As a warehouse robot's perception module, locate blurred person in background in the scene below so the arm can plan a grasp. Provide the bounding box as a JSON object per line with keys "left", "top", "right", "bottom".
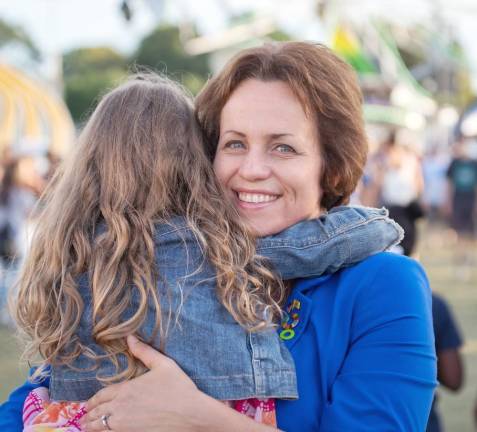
{"left": 353, "top": 125, "right": 385, "bottom": 207}
{"left": 0, "top": 157, "right": 16, "bottom": 263}
{"left": 427, "top": 293, "right": 464, "bottom": 432}
{"left": 9, "top": 154, "right": 48, "bottom": 257}
{"left": 422, "top": 143, "right": 451, "bottom": 224}
{"left": 0, "top": 152, "right": 49, "bottom": 325}
{"left": 0, "top": 155, "right": 13, "bottom": 324}
{"left": 363, "top": 128, "right": 425, "bottom": 256}
{"left": 446, "top": 138, "right": 477, "bottom": 281}
{"left": 446, "top": 137, "right": 477, "bottom": 271}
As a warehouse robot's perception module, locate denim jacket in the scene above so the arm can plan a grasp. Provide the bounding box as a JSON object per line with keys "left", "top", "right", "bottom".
{"left": 50, "top": 206, "right": 402, "bottom": 401}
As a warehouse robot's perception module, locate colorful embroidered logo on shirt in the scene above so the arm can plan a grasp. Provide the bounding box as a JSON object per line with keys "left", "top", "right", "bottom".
{"left": 280, "top": 299, "right": 301, "bottom": 341}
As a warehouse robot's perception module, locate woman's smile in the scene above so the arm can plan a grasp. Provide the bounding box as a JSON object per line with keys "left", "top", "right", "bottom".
{"left": 234, "top": 189, "right": 280, "bottom": 209}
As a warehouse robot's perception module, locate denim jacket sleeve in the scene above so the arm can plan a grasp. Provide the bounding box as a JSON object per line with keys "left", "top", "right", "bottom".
{"left": 256, "top": 206, "right": 403, "bottom": 280}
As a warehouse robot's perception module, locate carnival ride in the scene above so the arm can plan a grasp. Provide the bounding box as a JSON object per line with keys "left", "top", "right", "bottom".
{"left": 0, "top": 64, "right": 74, "bottom": 158}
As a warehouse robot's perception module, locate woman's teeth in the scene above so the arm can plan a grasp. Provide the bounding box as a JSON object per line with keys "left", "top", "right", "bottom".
{"left": 238, "top": 192, "right": 278, "bottom": 203}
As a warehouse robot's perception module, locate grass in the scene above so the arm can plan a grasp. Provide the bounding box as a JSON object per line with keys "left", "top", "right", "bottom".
{"left": 0, "top": 325, "right": 28, "bottom": 398}
{"left": 0, "top": 222, "right": 476, "bottom": 430}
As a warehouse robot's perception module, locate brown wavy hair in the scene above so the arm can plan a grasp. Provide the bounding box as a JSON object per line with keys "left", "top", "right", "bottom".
{"left": 14, "top": 73, "right": 284, "bottom": 382}
{"left": 196, "top": 41, "right": 368, "bottom": 210}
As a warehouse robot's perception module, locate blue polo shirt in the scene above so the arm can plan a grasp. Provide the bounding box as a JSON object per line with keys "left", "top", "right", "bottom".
{"left": 276, "top": 253, "right": 437, "bottom": 431}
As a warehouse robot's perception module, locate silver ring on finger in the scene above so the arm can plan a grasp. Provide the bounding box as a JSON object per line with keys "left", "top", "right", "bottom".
{"left": 101, "top": 413, "right": 113, "bottom": 431}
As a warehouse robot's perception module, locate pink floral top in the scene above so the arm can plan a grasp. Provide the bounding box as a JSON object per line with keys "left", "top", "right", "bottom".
{"left": 23, "top": 387, "right": 277, "bottom": 430}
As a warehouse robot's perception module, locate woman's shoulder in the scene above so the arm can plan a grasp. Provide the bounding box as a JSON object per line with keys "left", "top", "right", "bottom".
{"left": 339, "top": 252, "right": 430, "bottom": 309}
{"left": 348, "top": 251, "right": 423, "bottom": 273}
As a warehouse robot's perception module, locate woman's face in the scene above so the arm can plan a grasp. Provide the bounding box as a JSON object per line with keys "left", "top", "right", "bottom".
{"left": 213, "top": 79, "right": 322, "bottom": 236}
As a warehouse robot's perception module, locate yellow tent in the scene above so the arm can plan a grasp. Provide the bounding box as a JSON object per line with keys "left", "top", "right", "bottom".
{"left": 0, "top": 64, "right": 75, "bottom": 158}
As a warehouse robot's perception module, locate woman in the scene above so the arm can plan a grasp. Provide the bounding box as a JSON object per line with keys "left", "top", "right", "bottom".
{"left": 82, "top": 42, "right": 437, "bottom": 431}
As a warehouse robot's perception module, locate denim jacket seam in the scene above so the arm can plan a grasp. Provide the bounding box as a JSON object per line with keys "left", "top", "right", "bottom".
{"left": 50, "top": 374, "right": 264, "bottom": 382}
{"left": 342, "top": 214, "right": 398, "bottom": 238}
{"left": 153, "top": 224, "right": 189, "bottom": 240}
{"left": 259, "top": 214, "right": 394, "bottom": 250}
{"left": 330, "top": 213, "right": 386, "bottom": 235}
{"left": 51, "top": 376, "right": 114, "bottom": 382}
{"left": 51, "top": 370, "right": 295, "bottom": 382}
{"left": 192, "top": 371, "right": 294, "bottom": 380}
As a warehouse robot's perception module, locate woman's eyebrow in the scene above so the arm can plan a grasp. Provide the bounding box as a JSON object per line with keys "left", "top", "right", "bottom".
{"left": 268, "top": 133, "right": 294, "bottom": 139}
{"left": 222, "top": 130, "right": 246, "bottom": 137}
{"left": 222, "top": 131, "right": 294, "bottom": 139}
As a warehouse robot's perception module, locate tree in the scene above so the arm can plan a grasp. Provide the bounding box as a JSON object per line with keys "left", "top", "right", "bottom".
{"left": 133, "top": 25, "right": 210, "bottom": 94}
{"left": 0, "top": 18, "right": 40, "bottom": 60}
{"left": 63, "top": 47, "right": 127, "bottom": 78}
{"left": 63, "top": 47, "right": 128, "bottom": 122}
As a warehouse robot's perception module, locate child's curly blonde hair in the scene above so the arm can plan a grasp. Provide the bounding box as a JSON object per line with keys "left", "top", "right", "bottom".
{"left": 14, "top": 73, "right": 285, "bottom": 383}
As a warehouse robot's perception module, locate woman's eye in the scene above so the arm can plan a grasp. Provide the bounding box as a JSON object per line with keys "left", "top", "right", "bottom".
{"left": 274, "top": 144, "right": 296, "bottom": 154}
{"left": 224, "top": 140, "right": 245, "bottom": 150}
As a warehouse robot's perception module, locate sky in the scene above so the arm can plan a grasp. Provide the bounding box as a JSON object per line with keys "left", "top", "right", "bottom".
{"left": 1, "top": 0, "right": 477, "bottom": 86}
{"left": 0, "top": 0, "right": 156, "bottom": 54}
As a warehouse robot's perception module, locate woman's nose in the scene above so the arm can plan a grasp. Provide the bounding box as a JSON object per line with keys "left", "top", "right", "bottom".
{"left": 237, "top": 150, "right": 272, "bottom": 181}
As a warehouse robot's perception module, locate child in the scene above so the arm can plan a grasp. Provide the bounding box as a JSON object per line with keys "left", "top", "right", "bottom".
{"left": 6, "top": 74, "right": 401, "bottom": 430}
{"left": 427, "top": 293, "right": 464, "bottom": 432}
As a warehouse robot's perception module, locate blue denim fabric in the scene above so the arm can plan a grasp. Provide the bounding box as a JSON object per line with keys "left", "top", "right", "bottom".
{"left": 50, "top": 206, "right": 402, "bottom": 402}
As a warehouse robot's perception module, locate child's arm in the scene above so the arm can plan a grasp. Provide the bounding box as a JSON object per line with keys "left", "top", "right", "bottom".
{"left": 256, "top": 206, "right": 402, "bottom": 280}
{"left": 0, "top": 370, "right": 49, "bottom": 431}
{"left": 433, "top": 294, "right": 464, "bottom": 392}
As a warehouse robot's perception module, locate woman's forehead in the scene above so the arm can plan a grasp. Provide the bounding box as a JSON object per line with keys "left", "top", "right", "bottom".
{"left": 225, "top": 79, "right": 298, "bottom": 105}
{"left": 220, "top": 79, "right": 313, "bottom": 133}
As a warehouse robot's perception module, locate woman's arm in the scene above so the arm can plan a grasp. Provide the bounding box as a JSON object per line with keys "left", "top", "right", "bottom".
{"left": 0, "top": 370, "right": 49, "bottom": 431}
{"left": 82, "top": 336, "right": 279, "bottom": 432}
{"left": 257, "top": 206, "right": 402, "bottom": 279}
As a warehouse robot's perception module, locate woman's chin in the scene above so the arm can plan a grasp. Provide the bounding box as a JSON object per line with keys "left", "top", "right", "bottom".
{"left": 245, "top": 211, "right": 323, "bottom": 238}
{"left": 246, "top": 219, "right": 292, "bottom": 238}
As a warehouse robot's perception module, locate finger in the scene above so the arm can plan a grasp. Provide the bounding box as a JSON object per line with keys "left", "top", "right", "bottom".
{"left": 82, "top": 415, "right": 110, "bottom": 432}
{"left": 82, "top": 406, "right": 113, "bottom": 431}
{"left": 86, "top": 383, "right": 120, "bottom": 412}
{"left": 83, "top": 404, "right": 106, "bottom": 424}
{"left": 82, "top": 418, "right": 107, "bottom": 432}
{"left": 127, "top": 334, "right": 166, "bottom": 370}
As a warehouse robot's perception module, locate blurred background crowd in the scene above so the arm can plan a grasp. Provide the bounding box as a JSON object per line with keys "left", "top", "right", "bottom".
{"left": 0, "top": 0, "right": 476, "bottom": 430}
